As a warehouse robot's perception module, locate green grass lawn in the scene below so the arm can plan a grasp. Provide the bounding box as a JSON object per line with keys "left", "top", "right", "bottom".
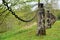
{"left": 0, "top": 21, "right": 60, "bottom": 40}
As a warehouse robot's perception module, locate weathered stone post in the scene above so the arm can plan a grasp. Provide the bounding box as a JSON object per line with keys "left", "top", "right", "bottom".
{"left": 37, "top": 3, "right": 46, "bottom": 35}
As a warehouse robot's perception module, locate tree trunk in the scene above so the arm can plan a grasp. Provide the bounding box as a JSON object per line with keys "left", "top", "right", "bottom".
{"left": 37, "top": 3, "right": 46, "bottom": 35}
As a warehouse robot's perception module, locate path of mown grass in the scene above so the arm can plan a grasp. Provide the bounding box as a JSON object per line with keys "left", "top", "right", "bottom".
{"left": 0, "top": 21, "right": 60, "bottom": 40}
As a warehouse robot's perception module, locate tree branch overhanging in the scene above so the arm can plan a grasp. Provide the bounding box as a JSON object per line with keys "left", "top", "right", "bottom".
{"left": 2, "top": 0, "right": 36, "bottom": 22}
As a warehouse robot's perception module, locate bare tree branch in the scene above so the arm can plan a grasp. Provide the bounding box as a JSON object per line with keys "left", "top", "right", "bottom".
{"left": 2, "top": 0, "right": 36, "bottom": 22}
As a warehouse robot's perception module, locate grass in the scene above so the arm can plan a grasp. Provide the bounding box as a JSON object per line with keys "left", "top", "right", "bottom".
{"left": 0, "top": 21, "right": 60, "bottom": 40}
